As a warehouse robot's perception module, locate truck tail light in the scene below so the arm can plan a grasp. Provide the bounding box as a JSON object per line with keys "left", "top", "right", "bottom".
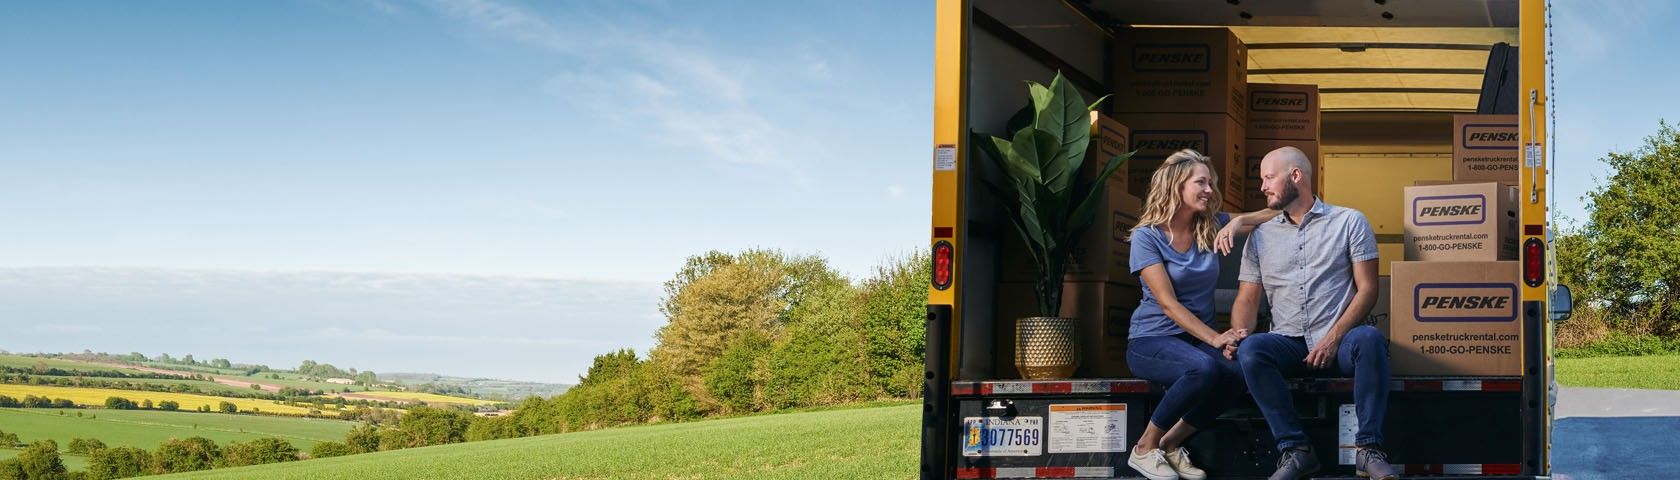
{"left": 933, "top": 241, "right": 953, "bottom": 290}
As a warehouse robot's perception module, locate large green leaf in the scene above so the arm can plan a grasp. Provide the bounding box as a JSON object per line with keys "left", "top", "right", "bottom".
{"left": 1067, "top": 151, "right": 1135, "bottom": 242}
{"left": 1033, "top": 74, "right": 1091, "bottom": 194}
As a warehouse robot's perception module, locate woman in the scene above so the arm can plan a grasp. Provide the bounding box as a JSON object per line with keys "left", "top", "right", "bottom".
{"left": 1124, "top": 149, "right": 1278, "bottom": 480}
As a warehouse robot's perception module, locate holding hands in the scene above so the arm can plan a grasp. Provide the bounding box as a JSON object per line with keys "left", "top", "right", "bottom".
{"left": 1212, "top": 328, "right": 1249, "bottom": 359}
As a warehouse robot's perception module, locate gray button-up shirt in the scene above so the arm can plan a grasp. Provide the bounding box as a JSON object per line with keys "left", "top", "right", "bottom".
{"left": 1239, "top": 197, "right": 1379, "bottom": 349}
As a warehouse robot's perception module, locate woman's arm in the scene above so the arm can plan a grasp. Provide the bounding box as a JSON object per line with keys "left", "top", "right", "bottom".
{"left": 1214, "top": 209, "right": 1282, "bottom": 255}
{"left": 1137, "top": 264, "right": 1232, "bottom": 348}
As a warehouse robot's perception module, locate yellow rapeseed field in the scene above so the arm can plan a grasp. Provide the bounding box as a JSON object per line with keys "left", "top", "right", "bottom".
{"left": 0, "top": 385, "right": 334, "bottom": 417}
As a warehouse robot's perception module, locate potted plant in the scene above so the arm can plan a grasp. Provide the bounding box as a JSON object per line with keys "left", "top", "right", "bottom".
{"left": 971, "top": 72, "right": 1132, "bottom": 379}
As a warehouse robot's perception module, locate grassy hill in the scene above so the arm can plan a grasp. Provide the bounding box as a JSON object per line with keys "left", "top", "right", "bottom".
{"left": 152, "top": 403, "right": 920, "bottom": 480}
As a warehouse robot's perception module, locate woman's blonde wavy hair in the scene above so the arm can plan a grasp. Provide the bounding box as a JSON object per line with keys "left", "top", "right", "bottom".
{"left": 1129, "top": 149, "right": 1223, "bottom": 252}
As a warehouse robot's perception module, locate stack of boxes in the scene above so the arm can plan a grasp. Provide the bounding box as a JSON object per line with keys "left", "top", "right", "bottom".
{"left": 996, "top": 112, "right": 1144, "bottom": 379}
{"left": 1112, "top": 28, "right": 1248, "bottom": 212}
{"left": 1243, "top": 83, "right": 1322, "bottom": 210}
{"left": 1388, "top": 115, "right": 1522, "bottom": 376}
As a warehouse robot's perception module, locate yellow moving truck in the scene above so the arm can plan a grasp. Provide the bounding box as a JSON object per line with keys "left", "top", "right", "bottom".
{"left": 923, "top": 1, "right": 1572, "bottom": 478}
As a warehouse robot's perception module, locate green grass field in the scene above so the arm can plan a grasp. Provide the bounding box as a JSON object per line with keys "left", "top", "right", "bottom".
{"left": 152, "top": 403, "right": 920, "bottom": 480}
{"left": 0, "top": 354, "right": 150, "bottom": 375}
{"left": 0, "top": 408, "right": 355, "bottom": 451}
{"left": 1556, "top": 354, "right": 1680, "bottom": 390}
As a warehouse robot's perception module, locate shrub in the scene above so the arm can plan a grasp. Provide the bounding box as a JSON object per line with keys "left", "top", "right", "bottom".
{"left": 103, "top": 397, "right": 136, "bottom": 410}
{"left": 308, "top": 441, "right": 354, "bottom": 459}
{"left": 217, "top": 401, "right": 237, "bottom": 414}
{"left": 218, "top": 438, "right": 298, "bottom": 467}
{"left": 86, "top": 447, "right": 150, "bottom": 480}
{"left": 16, "top": 440, "right": 66, "bottom": 480}
{"left": 153, "top": 437, "right": 220, "bottom": 473}
{"left": 158, "top": 400, "right": 180, "bottom": 411}
{"left": 67, "top": 438, "right": 107, "bottom": 455}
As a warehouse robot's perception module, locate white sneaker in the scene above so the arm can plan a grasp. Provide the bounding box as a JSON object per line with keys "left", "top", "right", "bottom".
{"left": 1127, "top": 448, "right": 1180, "bottom": 480}
{"left": 1164, "top": 446, "right": 1207, "bottom": 480}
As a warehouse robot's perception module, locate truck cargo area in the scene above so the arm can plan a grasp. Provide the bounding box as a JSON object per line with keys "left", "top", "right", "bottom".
{"left": 925, "top": 1, "right": 1551, "bottom": 479}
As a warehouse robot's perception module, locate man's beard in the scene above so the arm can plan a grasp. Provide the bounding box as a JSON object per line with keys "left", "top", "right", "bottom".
{"left": 1268, "top": 181, "right": 1300, "bottom": 210}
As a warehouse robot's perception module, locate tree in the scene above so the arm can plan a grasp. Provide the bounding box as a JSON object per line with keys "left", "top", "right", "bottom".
{"left": 218, "top": 438, "right": 298, "bottom": 467}
{"left": 0, "top": 459, "right": 21, "bottom": 480}
{"left": 308, "top": 441, "right": 354, "bottom": 459}
{"left": 764, "top": 283, "right": 878, "bottom": 409}
{"left": 86, "top": 446, "right": 150, "bottom": 480}
{"left": 0, "top": 430, "right": 19, "bottom": 448}
{"left": 158, "top": 400, "right": 180, "bottom": 411}
{"left": 0, "top": 396, "right": 17, "bottom": 408}
{"left": 211, "top": 358, "right": 232, "bottom": 369}
{"left": 1576, "top": 122, "right": 1680, "bottom": 333}
{"left": 653, "top": 249, "right": 847, "bottom": 379}
{"left": 16, "top": 440, "right": 67, "bottom": 480}
{"left": 344, "top": 423, "right": 381, "bottom": 454}
{"left": 153, "top": 437, "right": 220, "bottom": 473}
{"left": 103, "top": 397, "right": 136, "bottom": 410}
{"left": 218, "top": 401, "right": 238, "bottom": 414}
{"left": 858, "top": 249, "right": 932, "bottom": 397}
{"left": 702, "top": 332, "right": 771, "bottom": 414}
{"left": 391, "top": 406, "right": 475, "bottom": 447}
{"left": 141, "top": 399, "right": 154, "bottom": 410}
{"left": 67, "top": 438, "right": 106, "bottom": 455}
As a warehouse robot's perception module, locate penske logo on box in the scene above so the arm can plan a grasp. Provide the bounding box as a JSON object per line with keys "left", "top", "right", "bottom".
{"left": 1131, "top": 44, "right": 1211, "bottom": 72}
{"left": 1413, "top": 283, "right": 1518, "bottom": 322}
{"left": 1412, "top": 194, "right": 1487, "bottom": 227}
{"left": 1250, "top": 91, "right": 1309, "bottom": 113}
{"left": 1096, "top": 125, "right": 1128, "bottom": 154}
{"left": 1461, "top": 124, "right": 1520, "bottom": 150}
{"left": 1131, "top": 131, "right": 1208, "bottom": 159}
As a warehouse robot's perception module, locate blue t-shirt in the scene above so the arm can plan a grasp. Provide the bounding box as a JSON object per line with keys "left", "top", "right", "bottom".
{"left": 1128, "top": 212, "right": 1229, "bottom": 339}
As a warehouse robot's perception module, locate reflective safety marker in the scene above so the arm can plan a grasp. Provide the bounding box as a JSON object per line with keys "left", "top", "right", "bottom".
{"left": 933, "top": 241, "right": 954, "bottom": 290}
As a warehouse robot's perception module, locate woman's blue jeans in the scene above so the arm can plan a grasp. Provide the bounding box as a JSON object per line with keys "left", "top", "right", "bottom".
{"left": 1127, "top": 333, "right": 1248, "bottom": 430}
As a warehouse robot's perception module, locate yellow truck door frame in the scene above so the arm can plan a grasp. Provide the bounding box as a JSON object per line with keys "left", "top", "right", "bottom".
{"left": 1518, "top": 0, "right": 1552, "bottom": 475}
{"left": 923, "top": 1, "right": 967, "bottom": 479}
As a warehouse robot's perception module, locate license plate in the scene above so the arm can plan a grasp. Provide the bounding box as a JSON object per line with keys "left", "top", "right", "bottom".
{"left": 961, "top": 416, "right": 1044, "bottom": 457}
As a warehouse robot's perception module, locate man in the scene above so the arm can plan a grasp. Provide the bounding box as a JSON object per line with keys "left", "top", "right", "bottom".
{"left": 1224, "top": 146, "right": 1397, "bottom": 480}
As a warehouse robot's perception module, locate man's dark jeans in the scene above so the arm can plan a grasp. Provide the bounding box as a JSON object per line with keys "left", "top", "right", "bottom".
{"left": 1236, "top": 325, "right": 1390, "bottom": 451}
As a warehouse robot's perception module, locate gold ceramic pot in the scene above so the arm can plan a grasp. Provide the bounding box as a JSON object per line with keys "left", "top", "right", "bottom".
{"left": 1015, "top": 317, "right": 1080, "bottom": 379}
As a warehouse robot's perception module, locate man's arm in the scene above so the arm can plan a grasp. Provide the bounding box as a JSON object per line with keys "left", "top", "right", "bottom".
{"left": 1304, "top": 260, "right": 1378, "bottom": 368}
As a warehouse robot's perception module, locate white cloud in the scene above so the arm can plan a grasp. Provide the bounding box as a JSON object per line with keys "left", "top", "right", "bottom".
{"left": 423, "top": 0, "right": 571, "bottom": 52}
{"left": 887, "top": 185, "right": 906, "bottom": 198}
{"left": 423, "top": 0, "right": 822, "bottom": 183}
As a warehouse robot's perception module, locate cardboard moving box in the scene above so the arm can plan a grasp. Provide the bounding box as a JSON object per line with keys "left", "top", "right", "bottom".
{"left": 1001, "top": 186, "right": 1144, "bottom": 286}
{"left": 1243, "top": 139, "right": 1321, "bottom": 210}
{"left": 1453, "top": 114, "right": 1520, "bottom": 182}
{"left": 1084, "top": 112, "right": 1131, "bottom": 189}
{"left": 1403, "top": 182, "right": 1518, "bottom": 261}
{"left": 1116, "top": 113, "right": 1245, "bottom": 204}
{"left": 1389, "top": 261, "right": 1521, "bottom": 376}
{"left": 994, "top": 282, "right": 1144, "bottom": 378}
{"left": 1113, "top": 28, "right": 1248, "bottom": 122}
{"left": 1247, "top": 83, "right": 1320, "bottom": 141}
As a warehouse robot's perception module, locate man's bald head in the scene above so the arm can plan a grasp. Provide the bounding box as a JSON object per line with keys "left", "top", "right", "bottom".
{"left": 1258, "top": 146, "right": 1314, "bottom": 210}
{"left": 1262, "top": 146, "right": 1313, "bottom": 189}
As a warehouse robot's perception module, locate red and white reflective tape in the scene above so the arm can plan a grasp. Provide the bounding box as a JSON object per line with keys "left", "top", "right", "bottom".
{"left": 1394, "top": 379, "right": 1523, "bottom": 392}
{"left": 955, "top": 466, "right": 1114, "bottom": 478}
{"left": 951, "top": 380, "right": 1151, "bottom": 396}
{"left": 1399, "top": 463, "right": 1523, "bottom": 475}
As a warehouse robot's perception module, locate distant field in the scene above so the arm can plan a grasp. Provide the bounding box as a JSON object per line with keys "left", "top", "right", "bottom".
{"left": 0, "top": 354, "right": 150, "bottom": 375}
{"left": 26, "top": 375, "right": 265, "bottom": 397}
{"left": 152, "top": 403, "right": 920, "bottom": 480}
{"left": 338, "top": 391, "right": 500, "bottom": 406}
{"left": 1557, "top": 355, "right": 1680, "bottom": 390}
{"left": 0, "top": 385, "right": 330, "bottom": 417}
{"left": 0, "top": 448, "right": 89, "bottom": 471}
{"left": 0, "top": 408, "right": 354, "bottom": 451}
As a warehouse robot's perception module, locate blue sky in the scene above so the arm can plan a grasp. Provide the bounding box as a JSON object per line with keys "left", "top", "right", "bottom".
{"left": 0, "top": 1, "right": 1670, "bottom": 382}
